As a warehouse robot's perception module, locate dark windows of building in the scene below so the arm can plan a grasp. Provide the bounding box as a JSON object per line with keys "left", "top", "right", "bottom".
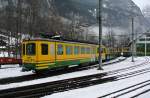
{"left": 139, "top": 38, "right": 150, "bottom": 41}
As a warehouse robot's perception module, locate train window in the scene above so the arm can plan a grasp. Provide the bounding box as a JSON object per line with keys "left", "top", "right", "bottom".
{"left": 57, "top": 44, "right": 63, "bottom": 55}
{"left": 101, "top": 48, "right": 103, "bottom": 53}
{"left": 74, "top": 46, "right": 79, "bottom": 55}
{"left": 23, "top": 44, "right": 25, "bottom": 55}
{"left": 50, "top": 44, "right": 55, "bottom": 55}
{"left": 103, "top": 48, "right": 106, "bottom": 53}
{"left": 93, "top": 48, "right": 96, "bottom": 54}
{"left": 92, "top": 48, "right": 96, "bottom": 54}
{"left": 97, "top": 47, "right": 99, "bottom": 53}
{"left": 97, "top": 47, "right": 103, "bottom": 53}
{"left": 81, "top": 47, "right": 85, "bottom": 54}
{"left": 41, "top": 44, "right": 48, "bottom": 55}
{"left": 86, "top": 47, "right": 90, "bottom": 54}
{"left": 66, "top": 45, "right": 73, "bottom": 55}
{"left": 26, "top": 43, "right": 36, "bottom": 55}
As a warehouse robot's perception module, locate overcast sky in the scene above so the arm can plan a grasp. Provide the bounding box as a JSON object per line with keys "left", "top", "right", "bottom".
{"left": 132, "top": 0, "right": 150, "bottom": 9}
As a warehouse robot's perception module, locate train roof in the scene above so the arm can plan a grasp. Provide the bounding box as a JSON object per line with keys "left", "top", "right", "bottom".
{"left": 23, "top": 38, "right": 105, "bottom": 47}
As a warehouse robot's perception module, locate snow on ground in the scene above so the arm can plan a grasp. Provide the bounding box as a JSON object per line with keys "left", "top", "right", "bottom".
{"left": 0, "top": 65, "right": 32, "bottom": 79}
{"left": 43, "top": 69, "right": 150, "bottom": 98}
{"left": 1, "top": 64, "right": 19, "bottom": 68}
{"left": 0, "top": 57, "right": 148, "bottom": 91}
{"left": 138, "top": 92, "right": 150, "bottom": 98}
{"left": 43, "top": 57, "right": 150, "bottom": 98}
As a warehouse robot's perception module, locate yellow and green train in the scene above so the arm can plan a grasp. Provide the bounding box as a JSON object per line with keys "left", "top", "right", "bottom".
{"left": 22, "top": 38, "right": 110, "bottom": 72}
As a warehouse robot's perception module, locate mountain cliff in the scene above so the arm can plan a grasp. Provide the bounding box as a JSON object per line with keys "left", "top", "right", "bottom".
{"left": 0, "top": 0, "right": 149, "bottom": 39}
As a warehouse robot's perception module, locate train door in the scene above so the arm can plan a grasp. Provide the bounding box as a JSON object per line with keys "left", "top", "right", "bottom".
{"left": 102, "top": 48, "right": 106, "bottom": 61}
{"left": 37, "top": 42, "right": 49, "bottom": 69}
{"left": 49, "top": 42, "right": 55, "bottom": 63}
{"left": 91, "top": 47, "right": 96, "bottom": 62}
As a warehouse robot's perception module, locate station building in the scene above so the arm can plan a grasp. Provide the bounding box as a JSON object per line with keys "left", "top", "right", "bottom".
{"left": 136, "top": 33, "right": 150, "bottom": 56}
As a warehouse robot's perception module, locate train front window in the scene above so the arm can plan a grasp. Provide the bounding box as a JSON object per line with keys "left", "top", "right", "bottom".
{"left": 26, "top": 43, "right": 36, "bottom": 55}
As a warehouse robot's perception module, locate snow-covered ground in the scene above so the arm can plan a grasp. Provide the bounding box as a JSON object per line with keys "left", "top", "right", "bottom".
{"left": 0, "top": 57, "right": 150, "bottom": 98}
{"left": 0, "top": 65, "right": 32, "bottom": 79}
{"left": 43, "top": 70, "right": 150, "bottom": 98}
{"left": 0, "top": 57, "right": 126, "bottom": 90}
{"left": 42, "top": 57, "right": 150, "bottom": 98}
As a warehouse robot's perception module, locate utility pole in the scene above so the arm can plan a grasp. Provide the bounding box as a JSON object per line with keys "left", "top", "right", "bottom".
{"left": 131, "top": 17, "right": 134, "bottom": 62}
{"left": 98, "top": 0, "right": 103, "bottom": 70}
{"left": 16, "top": 0, "right": 22, "bottom": 59}
{"left": 145, "top": 35, "right": 147, "bottom": 56}
{"left": 135, "top": 29, "right": 137, "bottom": 57}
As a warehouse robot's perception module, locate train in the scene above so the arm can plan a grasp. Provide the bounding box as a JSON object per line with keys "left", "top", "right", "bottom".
{"left": 0, "top": 51, "right": 22, "bottom": 66}
{"left": 0, "top": 57, "right": 22, "bottom": 66}
{"left": 22, "top": 38, "right": 130, "bottom": 73}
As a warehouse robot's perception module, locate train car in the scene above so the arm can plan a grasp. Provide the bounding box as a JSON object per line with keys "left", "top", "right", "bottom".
{"left": 121, "top": 47, "right": 131, "bottom": 57}
{"left": 22, "top": 38, "right": 107, "bottom": 72}
{"left": 0, "top": 57, "right": 22, "bottom": 65}
{"left": 0, "top": 51, "right": 22, "bottom": 66}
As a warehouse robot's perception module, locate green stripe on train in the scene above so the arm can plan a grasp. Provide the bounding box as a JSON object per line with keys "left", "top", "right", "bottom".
{"left": 49, "top": 58, "right": 92, "bottom": 69}
{"left": 23, "top": 58, "right": 95, "bottom": 70}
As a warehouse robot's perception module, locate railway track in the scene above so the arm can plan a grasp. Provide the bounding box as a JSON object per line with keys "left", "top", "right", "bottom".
{"left": 130, "top": 87, "right": 150, "bottom": 98}
{"left": 0, "top": 58, "right": 150, "bottom": 98}
{"left": 99, "top": 79, "right": 150, "bottom": 98}
{"left": 0, "top": 57, "right": 126, "bottom": 84}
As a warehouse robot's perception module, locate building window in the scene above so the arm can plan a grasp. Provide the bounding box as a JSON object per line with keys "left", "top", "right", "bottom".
{"left": 57, "top": 44, "right": 63, "bottom": 55}
{"left": 139, "top": 38, "right": 150, "bottom": 41}
{"left": 66, "top": 45, "right": 73, "bottom": 55}
{"left": 41, "top": 44, "right": 48, "bottom": 55}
